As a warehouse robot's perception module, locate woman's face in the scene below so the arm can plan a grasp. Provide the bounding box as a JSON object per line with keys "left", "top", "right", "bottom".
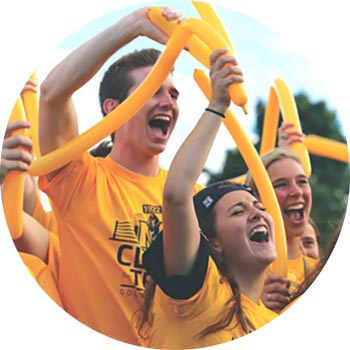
{"left": 213, "top": 190, "right": 276, "bottom": 270}
{"left": 300, "top": 222, "right": 320, "bottom": 260}
{"left": 267, "top": 157, "right": 312, "bottom": 239}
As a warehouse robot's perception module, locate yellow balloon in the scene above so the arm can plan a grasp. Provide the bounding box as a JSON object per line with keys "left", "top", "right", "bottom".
{"left": 191, "top": 1, "right": 234, "bottom": 52}
{"left": 259, "top": 87, "right": 280, "bottom": 156}
{"left": 21, "top": 71, "right": 40, "bottom": 158}
{"left": 193, "top": 68, "right": 288, "bottom": 277}
{"left": 305, "top": 134, "right": 349, "bottom": 163}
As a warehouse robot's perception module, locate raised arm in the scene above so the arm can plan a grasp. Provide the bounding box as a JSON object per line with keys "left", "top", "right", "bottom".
{"left": 39, "top": 7, "right": 182, "bottom": 178}
{"left": 162, "top": 49, "right": 243, "bottom": 277}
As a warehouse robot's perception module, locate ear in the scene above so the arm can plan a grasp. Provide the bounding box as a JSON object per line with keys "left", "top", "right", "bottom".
{"left": 211, "top": 238, "right": 224, "bottom": 257}
{"left": 103, "top": 98, "right": 119, "bottom": 115}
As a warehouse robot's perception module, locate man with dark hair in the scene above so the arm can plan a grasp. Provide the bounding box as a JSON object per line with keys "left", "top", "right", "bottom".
{"left": 38, "top": 7, "right": 191, "bottom": 345}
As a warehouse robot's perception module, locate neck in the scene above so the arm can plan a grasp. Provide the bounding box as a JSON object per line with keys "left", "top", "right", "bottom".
{"left": 228, "top": 267, "right": 267, "bottom": 304}
{"left": 110, "top": 145, "right": 161, "bottom": 177}
{"left": 287, "top": 236, "right": 302, "bottom": 260}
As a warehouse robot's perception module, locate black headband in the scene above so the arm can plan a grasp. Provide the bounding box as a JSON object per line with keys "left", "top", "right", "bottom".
{"left": 193, "top": 182, "right": 256, "bottom": 221}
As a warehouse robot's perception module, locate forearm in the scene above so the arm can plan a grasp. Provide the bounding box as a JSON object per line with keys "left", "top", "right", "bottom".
{"left": 164, "top": 110, "right": 223, "bottom": 202}
{"left": 13, "top": 212, "right": 50, "bottom": 263}
{"left": 41, "top": 14, "right": 141, "bottom": 102}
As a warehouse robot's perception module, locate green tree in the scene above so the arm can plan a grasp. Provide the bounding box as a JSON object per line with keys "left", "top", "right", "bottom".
{"left": 205, "top": 92, "right": 349, "bottom": 247}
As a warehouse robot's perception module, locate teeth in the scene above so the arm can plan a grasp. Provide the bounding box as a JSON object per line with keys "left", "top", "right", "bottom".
{"left": 152, "top": 116, "right": 170, "bottom": 121}
{"left": 286, "top": 204, "right": 304, "bottom": 211}
{"left": 250, "top": 225, "right": 269, "bottom": 243}
{"left": 252, "top": 226, "right": 267, "bottom": 234}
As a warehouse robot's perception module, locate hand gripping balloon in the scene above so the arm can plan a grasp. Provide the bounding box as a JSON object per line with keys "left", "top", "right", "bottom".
{"left": 3, "top": 97, "right": 28, "bottom": 239}
{"left": 194, "top": 68, "right": 288, "bottom": 277}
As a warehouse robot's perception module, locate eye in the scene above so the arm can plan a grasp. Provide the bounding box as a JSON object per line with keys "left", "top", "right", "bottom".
{"left": 170, "top": 89, "right": 179, "bottom": 101}
{"left": 297, "top": 178, "right": 309, "bottom": 186}
{"left": 231, "top": 209, "right": 244, "bottom": 216}
{"left": 273, "top": 182, "right": 286, "bottom": 189}
{"left": 302, "top": 238, "right": 315, "bottom": 248}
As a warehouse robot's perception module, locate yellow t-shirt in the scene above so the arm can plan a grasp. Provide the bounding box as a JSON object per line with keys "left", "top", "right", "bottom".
{"left": 39, "top": 152, "right": 203, "bottom": 345}
{"left": 287, "top": 254, "right": 318, "bottom": 293}
{"left": 32, "top": 194, "right": 58, "bottom": 233}
{"left": 144, "top": 257, "right": 277, "bottom": 349}
{"left": 29, "top": 198, "right": 62, "bottom": 306}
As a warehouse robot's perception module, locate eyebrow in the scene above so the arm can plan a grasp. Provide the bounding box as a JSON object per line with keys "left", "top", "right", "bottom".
{"left": 226, "top": 200, "right": 261, "bottom": 213}
{"left": 272, "top": 174, "right": 308, "bottom": 183}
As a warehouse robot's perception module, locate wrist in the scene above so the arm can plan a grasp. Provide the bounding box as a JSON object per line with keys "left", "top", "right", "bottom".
{"left": 205, "top": 107, "right": 226, "bottom": 119}
{"left": 206, "top": 103, "right": 227, "bottom": 115}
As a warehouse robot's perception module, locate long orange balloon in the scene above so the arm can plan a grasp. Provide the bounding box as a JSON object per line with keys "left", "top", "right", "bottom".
{"left": 193, "top": 68, "right": 288, "bottom": 277}
{"left": 191, "top": 0, "right": 234, "bottom": 53}
{"left": 305, "top": 134, "right": 349, "bottom": 163}
{"left": 3, "top": 97, "right": 28, "bottom": 239}
{"left": 259, "top": 87, "right": 279, "bottom": 156}
{"left": 21, "top": 71, "right": 40, "bottom": 158}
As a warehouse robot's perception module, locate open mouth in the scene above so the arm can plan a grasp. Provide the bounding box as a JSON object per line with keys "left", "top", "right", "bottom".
{"left": 149, "top": 116, "right": 171, "bottom": 136}
{"left": 250, "top": 226, "right": 269, "bottom": 243}
{"left": 284, "top": 204, "right": 304, "bottom": 223}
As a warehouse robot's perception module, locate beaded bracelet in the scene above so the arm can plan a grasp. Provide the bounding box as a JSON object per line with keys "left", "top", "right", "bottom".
{"left": 205, "top": 107, "right": 225, "bottom": 118}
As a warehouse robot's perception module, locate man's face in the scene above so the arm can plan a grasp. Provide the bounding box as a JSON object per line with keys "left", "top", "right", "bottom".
{"left": 114, "top": 66, "right": 180, "bottom": 158}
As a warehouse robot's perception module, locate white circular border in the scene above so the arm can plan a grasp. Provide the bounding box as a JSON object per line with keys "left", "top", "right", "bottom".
{"left": 1, "top": 1, "right": 349, "bottom": 349}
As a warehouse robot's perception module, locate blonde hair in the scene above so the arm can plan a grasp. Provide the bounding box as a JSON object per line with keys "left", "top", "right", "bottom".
{"left": 245, "top": 147, "right": 303, "bottom": 192}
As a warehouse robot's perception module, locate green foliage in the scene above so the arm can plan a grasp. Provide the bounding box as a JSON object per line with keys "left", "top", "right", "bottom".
{"left": 205, "top": 92, "right": 349, "bottom": 247}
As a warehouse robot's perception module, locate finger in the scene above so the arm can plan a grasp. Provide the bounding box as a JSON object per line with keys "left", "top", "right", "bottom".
{"left": 0, "top": 158, "right": 31, "bottom": 173}
{"left": 265, "top": 283, "right": 291, "bottom": 296}
{"left": 264, "top": 274, "right": 290, "bottom": 285}
{"left": 209, "top": 48, "right": 228, "bottom": 65}
{"left": 213, "top": 53, "right": 239, "bottom": 71}
{"left": 2, "top": 134, "right": 33, "bottom": 150}
{"left": 280, "top": 121, "right": 295, "bottom": 130}
{"left": 162, "top": 7, "right": 182, "bottom": 21}
{"left": 2, "top": 148, "right": 33, "bottom": 165}
{"left": 5, "top": 121, "right": 31, "bottom": 138}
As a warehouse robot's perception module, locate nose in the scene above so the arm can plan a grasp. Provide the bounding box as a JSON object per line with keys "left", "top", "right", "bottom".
{"left": 158, "top": 90, "right": 176, "bottom": 109}
{"left": 249, "top": 206, "right": 264, "bottom": 222}
{"left": 289, "top": 181, "right": 303, "bottom": 197}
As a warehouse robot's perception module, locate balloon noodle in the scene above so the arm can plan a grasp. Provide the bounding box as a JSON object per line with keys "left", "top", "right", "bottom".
{"left": 259, "top": 78, "right": 312, "bottom": 177}
{"left": 3, "top": 97, "right": 28, "bottom": 239}
{"left": 193, "top": 68, "right": 288, "bottom": 277}
{"left": 191, "top": 0, "right": 234, "bottom": 53}
{"left": 21, "top": 71, "right": 41, "bottom": 158}
{"left": 305, "top": 134, "right": 349, "bottom": 163}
